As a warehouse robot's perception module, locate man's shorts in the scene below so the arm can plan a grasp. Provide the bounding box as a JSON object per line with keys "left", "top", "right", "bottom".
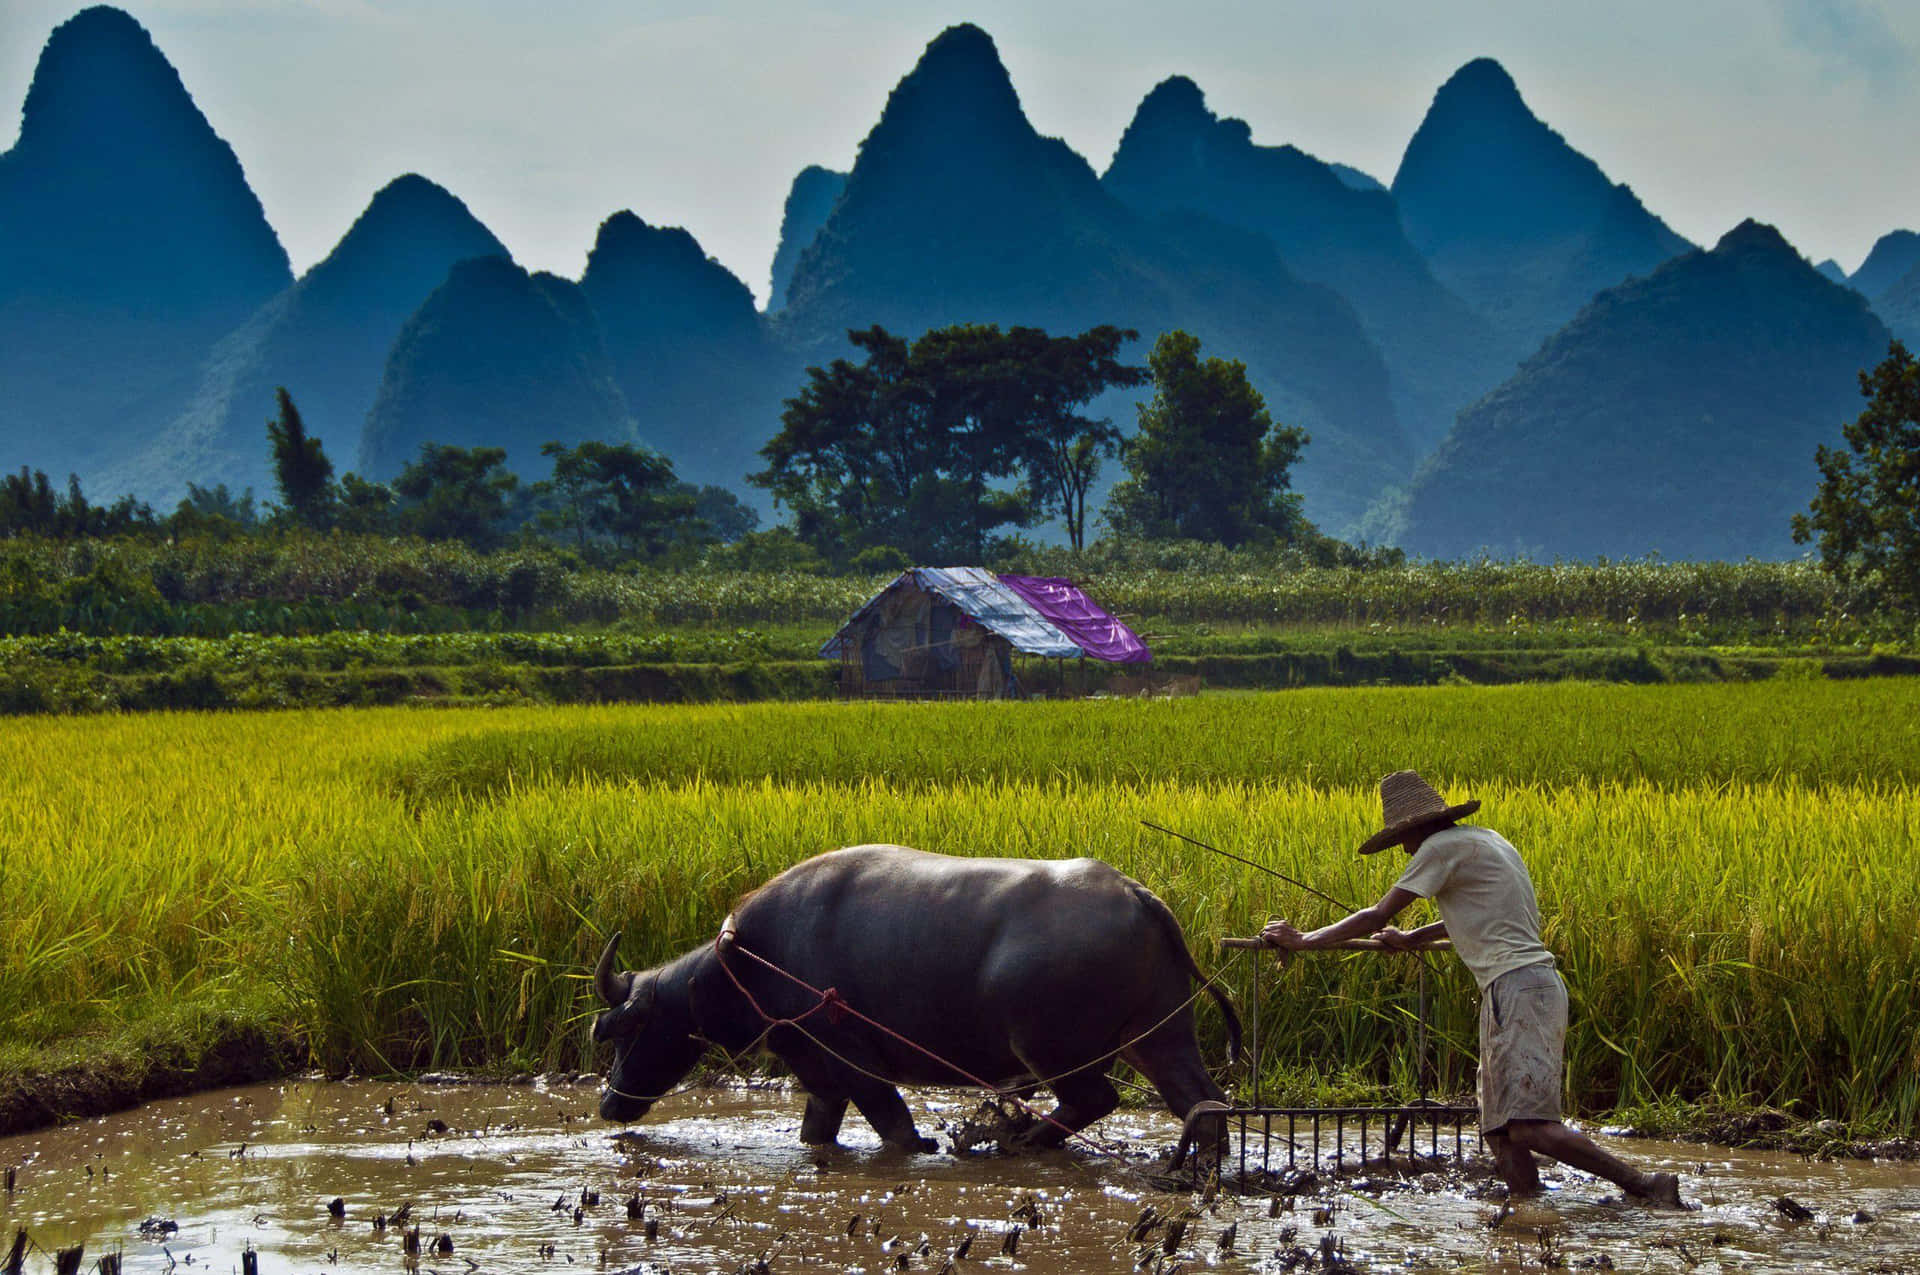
{"left": 1477, "top": 962, "right": 1567, "bottom": 1135}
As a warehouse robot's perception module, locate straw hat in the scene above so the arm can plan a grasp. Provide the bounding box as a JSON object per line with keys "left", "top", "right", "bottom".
{"left": 1357, "top": 770, "right": 1480, "bottom": 855}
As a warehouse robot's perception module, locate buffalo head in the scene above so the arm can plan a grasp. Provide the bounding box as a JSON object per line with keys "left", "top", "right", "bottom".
{"left": 591, "top": 931, "right": 707, "bottom": 1123}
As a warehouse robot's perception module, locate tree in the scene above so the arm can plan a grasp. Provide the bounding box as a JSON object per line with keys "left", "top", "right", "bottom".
{"left": 392, "top": 443, "right": 518, "bottom": 548}
{"left": 684, "top": 483, "right": 759, "bottom": 544}
{"left": 167, "top": 483, "right": 257, "bottom": 539}
{"left": 1012, "top": 325, "right": 1144, "bottom": 551}
{"left": 1793, "top": 341, "right": 1920, "bottom": 609}
{"left": 266, "top": 387, "right": 335, "bottom": 528}
{"left": 533, "top": 440, "right": 712, "bottom": 560}
{"left": 1, "top": 468, "right": 153, "bottom": 538}
{"left": 1103, "top": 330, "right": 1310, "bottom": 547}
{"left": 335, "top": 473, "right": 397, "bottom": 535}
{"left": 754, "top": 323, "right": 1141, "bottom": 565}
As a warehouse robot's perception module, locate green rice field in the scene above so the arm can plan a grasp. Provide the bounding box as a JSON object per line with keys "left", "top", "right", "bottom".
{"left": 3, "top": 681, "right": 1917, "bottom": 1133}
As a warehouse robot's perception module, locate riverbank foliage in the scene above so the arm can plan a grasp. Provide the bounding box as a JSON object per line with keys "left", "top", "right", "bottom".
{"left": 3, "top": 684, "right": 1916, "bottom": 1137}
{"left": 1, "top": 531, "right": 1902, "bottom": 634}
{"left": 3, "top": 532, "right": 1915, "bottom": 712}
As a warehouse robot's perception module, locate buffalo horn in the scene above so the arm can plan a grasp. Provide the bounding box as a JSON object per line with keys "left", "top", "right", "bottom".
{"left": 594, "top": 931, "right": 634, "bottom": 1007}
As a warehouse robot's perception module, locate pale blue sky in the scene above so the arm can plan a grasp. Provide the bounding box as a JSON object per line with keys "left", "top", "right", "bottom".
{"left": 4, "top": 0, "right": 1917, "bottom": 306}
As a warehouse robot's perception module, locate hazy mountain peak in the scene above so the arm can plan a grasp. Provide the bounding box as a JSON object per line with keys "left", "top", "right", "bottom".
{"left": 17, "top": 7, "right": 191, "bottom": 151}
{"left": 1429, "top": 56, "right": 1527, "bottom": 121}
{"left": 1713, "top": 218, "right": 1797, "bottom": 260}
{"left": 768, "top": 166, "right": 847, "bottom": 310}
{"left": 1102, "top": 72, "right": 1502, "bottom": 451}
{"left": 1852, "top": 229, "right": 1920, "bottom": 301}
{"left": 852, "top": 21, "right": 1044, "bottom": 180}
{"left": 0, "top": 3, "right": 291, "bottom": 486}
{"left": 2, "top": 4, "right": 290, "bottom": 295}
{"left": 1392, "top": 55, "right": 1689, "bottom": 361}
{"left": 582, "top": 210, "right": 758, "bottom": 324}
{"left": 304, "top": 173, "right": 507, "bottom": 300}
{"left": 1131, "top": 75, "right": 1210, "bottom": 128}
{"left": 1399, "top": 213, "right": 1887, "bottom": 561}
{"left": 912, "top": 22, "right": 1017, "bottom": 98}
{"left": 359, "top": 255, "right": 636, "bottom": 478}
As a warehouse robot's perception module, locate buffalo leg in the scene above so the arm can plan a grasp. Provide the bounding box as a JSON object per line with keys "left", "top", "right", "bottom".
{"left": 1011, "top": 1068, "right": 1119, "bottom": 1149}
{"left": 799, "top": 1092, "right": 849, "bottom": 1145}
{"left": 1123, "top": 1031, "right": 1231, "bottom": 1150}
{"left": 846, "top": 1078, "right": 938, "bottom": 1153}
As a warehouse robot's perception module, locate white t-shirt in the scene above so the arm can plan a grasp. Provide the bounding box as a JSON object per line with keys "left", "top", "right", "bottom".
{"left": 1393, "top": 824, "right": 1554, "bottom": 991}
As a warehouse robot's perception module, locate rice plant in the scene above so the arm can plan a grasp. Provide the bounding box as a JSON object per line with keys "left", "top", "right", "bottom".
{"left": 2, "top": 685, "right": 1915, "bottom": 1130}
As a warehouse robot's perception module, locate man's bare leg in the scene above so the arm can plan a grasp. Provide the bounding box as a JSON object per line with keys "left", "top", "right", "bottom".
{"left": 1505, "top": 1120, "right": 1683, "bottom": 1206}
{"left": 1485, "top": 1127, "right": 1544, "bottom": 1196}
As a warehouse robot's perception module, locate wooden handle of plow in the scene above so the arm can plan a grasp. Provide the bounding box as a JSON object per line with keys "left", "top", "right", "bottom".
{"left": 1221, "top": 937, "right": 1453, "bottom": 952}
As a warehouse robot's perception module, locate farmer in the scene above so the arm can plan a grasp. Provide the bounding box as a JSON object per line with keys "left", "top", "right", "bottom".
{"left": 1259, "top": 770, "right": 1684, "bottom": 1208}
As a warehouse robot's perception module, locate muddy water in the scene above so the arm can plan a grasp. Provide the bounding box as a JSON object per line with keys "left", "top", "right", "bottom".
{"left": 2, "top": 1081, "right": 1917, "bottom": 1274}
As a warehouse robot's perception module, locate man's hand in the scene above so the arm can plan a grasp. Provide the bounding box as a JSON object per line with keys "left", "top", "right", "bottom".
{"left": 1260, "top": 918, "right": 1309, "bottom": 949}
{"left": 1372, "top": 926, "right": 1419, "bottom": 951}
{"left": 1260, "top": 918, "right": 1308, "bottom": 967}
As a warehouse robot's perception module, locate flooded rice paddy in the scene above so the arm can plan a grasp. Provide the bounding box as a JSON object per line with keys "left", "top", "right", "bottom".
{"left": 3, "top": 1080, "right": 1917, "bottom": 1274}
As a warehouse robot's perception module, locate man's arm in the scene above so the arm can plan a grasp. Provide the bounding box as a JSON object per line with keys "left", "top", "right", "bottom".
{"left": 1261, "top": 885, "right": 1422, "bottom": 952}
{"left": 1374, "top": 919, "right": 1447, "bottom": 950}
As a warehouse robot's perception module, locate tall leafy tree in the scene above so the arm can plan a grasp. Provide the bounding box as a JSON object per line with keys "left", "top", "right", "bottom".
{"left": 754, "top": 323, "right": 1141, "bottom": 564}
{"left": 392, "top": 443, "right": 518, "bottom": 548}
{"left": 335, "top": 473, "right": 397, "bottom": 534}
{"left": 1103, "top": 330, "right": 1310, "bottom": 547}
{"left": 1, "top": 468, "right": 152, "bottom": 537}
{"left": 1793, "top": 341, "right": 1920, "bottom": 610}
{"left": 755, "top": 325, "right": 959, "bottom": 565}
{"left": 536, "top": 440, "right": 701, "bottom": 560}
{"left": 265, "top": 387, "right": 335, "bottom": 528}
{"left": 1011, "top": 324, "right": 1144, "bottom": 551}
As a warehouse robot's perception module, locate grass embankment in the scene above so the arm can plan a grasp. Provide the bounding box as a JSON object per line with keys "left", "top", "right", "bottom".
{"left": 3, "top": 683, "right": 1917, "bottom": 1143}
{"left": 6, "top": 535, "right": 1918, "bottom": 711}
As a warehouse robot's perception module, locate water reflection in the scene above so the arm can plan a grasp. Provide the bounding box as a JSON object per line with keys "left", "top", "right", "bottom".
{"left": 0, "top": 1081, "right": 1913, "bottom": 1273}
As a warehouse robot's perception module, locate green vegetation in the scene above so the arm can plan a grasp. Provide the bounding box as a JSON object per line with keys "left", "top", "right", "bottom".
{"left": 2, "top": 535, "right": 1913, "bottom": 711}
{"left": 1795, "top": 340, "right": 1920, "bottom": 612}
{"left": 754, "top": 322, "right": 1146, "bottom": 562}
{"left": 2, "top": 685, "right": 1915, "bottom": 1138}
{"left": 1105, "top": 329, "right": 1310, "bottom": 547}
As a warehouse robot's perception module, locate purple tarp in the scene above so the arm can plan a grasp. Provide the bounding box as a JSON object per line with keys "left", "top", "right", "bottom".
{"left": 996, "top": 574, "right": 1152, "bottom": 665}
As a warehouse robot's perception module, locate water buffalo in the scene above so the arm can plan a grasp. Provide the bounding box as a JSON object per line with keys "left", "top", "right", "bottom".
{"left": 592, "top": 844, "right": 1239, "bottom": 1153}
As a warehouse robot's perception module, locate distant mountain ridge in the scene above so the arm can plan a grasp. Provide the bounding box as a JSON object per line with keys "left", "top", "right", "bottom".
{"left": 359, "top": 257, "right": 639, "bottom": 478}
{"left": 1851, "top": 230, "right": 1920, "bottom": 301}
{"left": 1398, "top": 221, "right": 1890, "bottom": 560}
{"left": 1101, "top": 75, "right": 1505, "bottom": 450}
{"left": 778, "top": 23, "right": 1409, "bottom": 532}
{"left": 0, "top": 6, "right": 1902, "bottom": 564}
{"left": 1876, "top": 263, "right": 1920, "bottom": 349}
{"left": 769, "top": 166, "right": 847, "bottom": 311}
{"left": 105, "top": 174, "right": 510, "bottom": 505}
{"left": 581, "top": 211, "right": 791, "bottom": 492}
{"left": 0, "top": 5, "right": 290, "bottom": 482}
{"left": 1393, "top": 57, "right": 1691, "bottom": 365}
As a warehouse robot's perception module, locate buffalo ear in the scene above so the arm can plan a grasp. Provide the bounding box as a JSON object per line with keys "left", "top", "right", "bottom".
{"left": 591, "top": 972, "right": 657, "bottom": 1043}
{"left": 595, "top": 931, "right": 635, "bottom": 1007}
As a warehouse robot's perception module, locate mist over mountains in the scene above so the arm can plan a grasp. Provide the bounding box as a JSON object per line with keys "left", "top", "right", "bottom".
{"left": 2, "top": 7, "right": 1911, "bottom": 560}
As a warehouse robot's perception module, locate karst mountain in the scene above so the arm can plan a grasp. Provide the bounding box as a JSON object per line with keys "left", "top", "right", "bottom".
{"left": 1397, "top": 221, "right": 1891, "bottom": 561}
{"left": 1, "top": 8, "right": 1906, "bottom": 559}
{"left": 106, "top": 174, "right": 511, "bottom": 505}
{"left": 1392, "top": 57, "right": 1692, "bottom": 366}
{"left": 0, "top": 6, "right": 291, "bottom": 483}
{"left": 777, "top": 23, "right": 1409, "bottom": 532}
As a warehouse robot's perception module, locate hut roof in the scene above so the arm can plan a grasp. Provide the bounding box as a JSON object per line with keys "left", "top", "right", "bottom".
{"left": 819, "top": 567, "right": 1150, "bottom": 664}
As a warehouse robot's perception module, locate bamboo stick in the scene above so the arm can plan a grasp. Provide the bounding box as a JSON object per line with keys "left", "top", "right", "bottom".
{"left": 1221, "top": 937, "right": 1452, "bottom": 951}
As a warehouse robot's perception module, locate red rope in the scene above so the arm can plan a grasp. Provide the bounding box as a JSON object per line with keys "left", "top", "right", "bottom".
{"left": 710, "top": 931, "right": 1097, "bottom": 1150}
